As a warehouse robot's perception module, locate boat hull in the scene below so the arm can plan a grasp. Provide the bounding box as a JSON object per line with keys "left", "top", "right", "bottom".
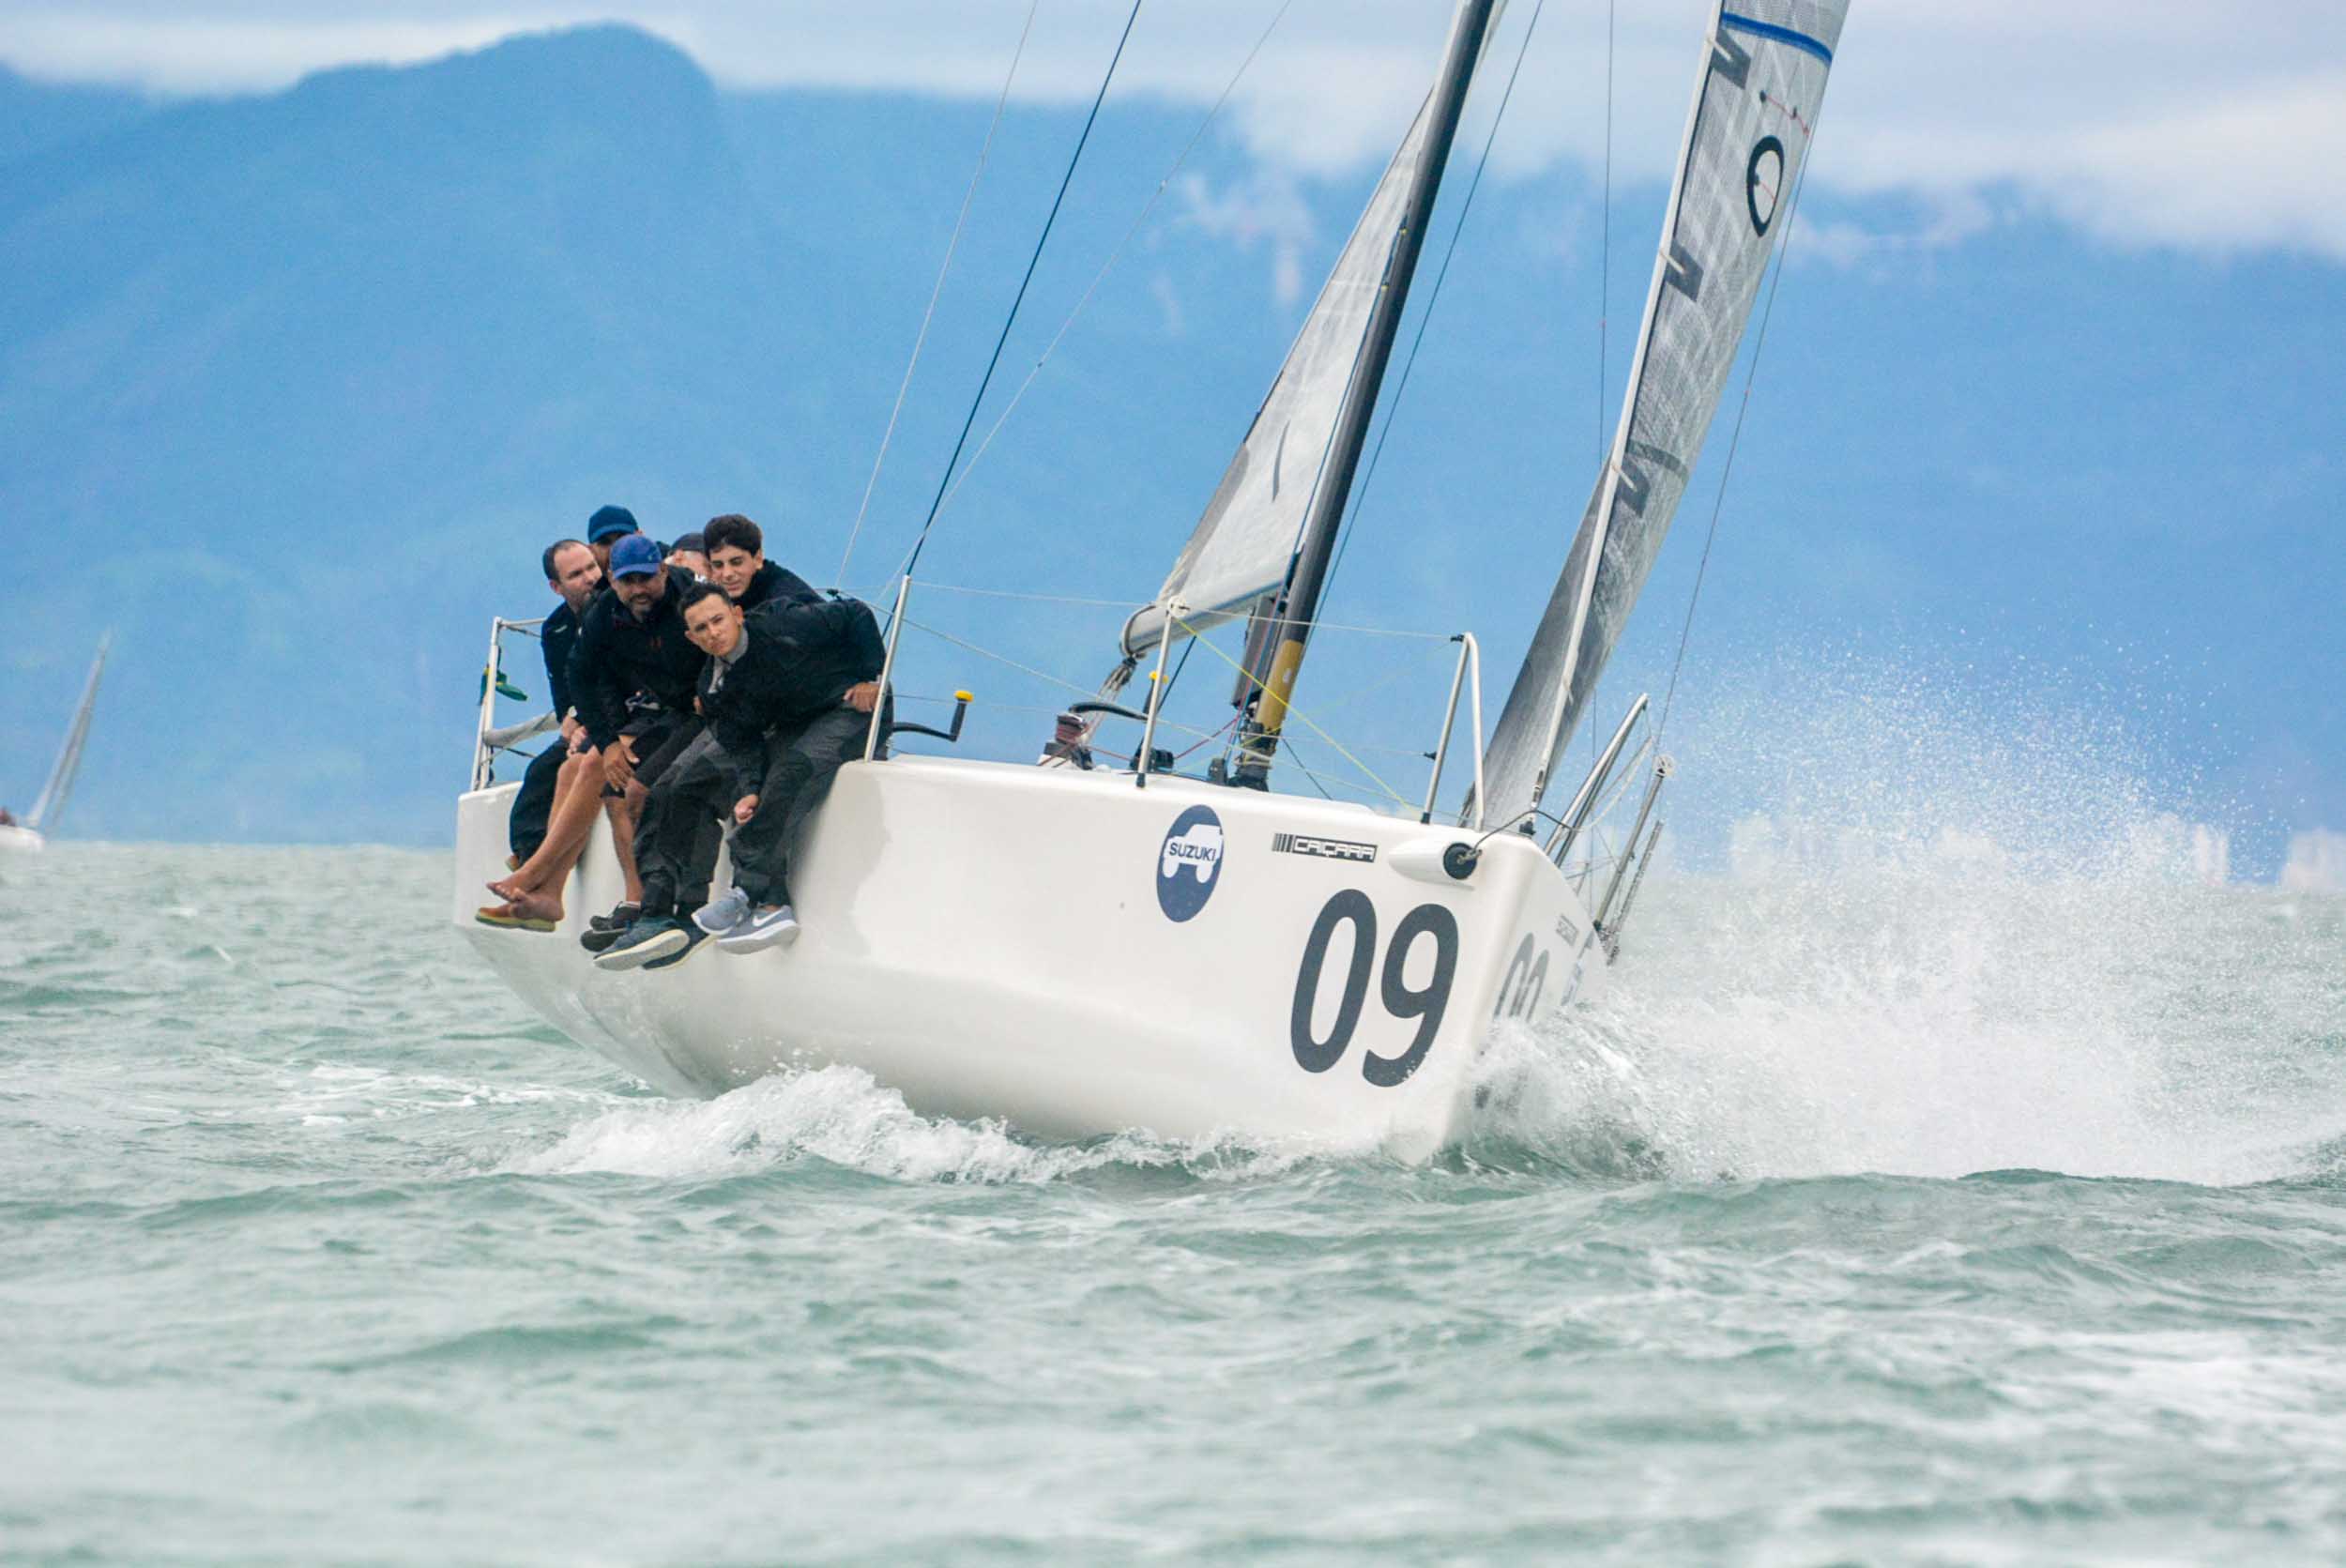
{"left": 453, "top": 756, "right": 1603, "bottom": 1160}
{"left": 0, "top": 825, "right": 43, "bottom": 854}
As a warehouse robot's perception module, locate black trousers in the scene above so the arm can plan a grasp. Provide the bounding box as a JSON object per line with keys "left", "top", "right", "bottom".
{"left": 507, "top": 742, "right": 566, "bottom": 861}
{"left": 632, "top": 727, "right": 725, "bottom": 919}
{"left": 732, "top": 707, "right": 872, "bottom": 908}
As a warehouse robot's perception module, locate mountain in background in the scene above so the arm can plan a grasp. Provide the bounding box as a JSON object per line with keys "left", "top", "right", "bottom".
{"left": 0, "top": 23, "right": 1416, "bottom": 845}
{"left": 3, "top": 25, "right": 2338, "bottom": 866}
{"left": 0, "top": 28, "right": 886, "bottom": 840}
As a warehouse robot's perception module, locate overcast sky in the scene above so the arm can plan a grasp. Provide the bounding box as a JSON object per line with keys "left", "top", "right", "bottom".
{"left": 5, "top": 1, "right": 2343, "bottom": 262}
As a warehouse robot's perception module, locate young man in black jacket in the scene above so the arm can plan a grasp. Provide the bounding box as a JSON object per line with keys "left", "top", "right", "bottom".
{"left": 708, "top": 586, "right": 886, "bottom": 951}
{"left": 588, "top": 516, "right": 824, "bottom": 963}
{"left": 599, "top": 582, "right": 883, "bottom": 963}
{"left": 702, "top": 514, "right": 818, "bottom": 616}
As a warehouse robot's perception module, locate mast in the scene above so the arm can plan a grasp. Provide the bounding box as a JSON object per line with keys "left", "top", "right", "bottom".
{"left": 1226, "top": 0, "right": 1501, "bottom": 789}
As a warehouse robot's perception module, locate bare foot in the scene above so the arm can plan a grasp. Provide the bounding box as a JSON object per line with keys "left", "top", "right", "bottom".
{"left": 486, "top": 875, "right": 526, "bottom": 900}
{"left": 510, "top": 891, "right": 564, "bottom": 924}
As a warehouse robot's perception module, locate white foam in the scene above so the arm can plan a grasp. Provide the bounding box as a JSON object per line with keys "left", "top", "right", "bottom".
{"left": 2280, "top": 829, "right": 2346, "bottom": 894}
{"left": 1466, "top": 647, "right": 2346, "bottom": 1186}
{"left": 507, "top": 1066, "right": 1321, "bottom": 1186}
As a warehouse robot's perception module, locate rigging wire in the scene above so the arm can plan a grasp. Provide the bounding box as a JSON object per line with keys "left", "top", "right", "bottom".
{"left": 1319, "top": 0, "right": 1548, "bottom": 609}
{"left": 924, "top": 0, "right": 1299, "bottom": 527}
{"left": 894, "top": 0, "right": 1149, "bottom": 585}
{"left": 1590, "top": 0, "right": 1614, "bottom": 777}
{"left": 1162, "top": 605, "right": 1414, "bottom": 807}
{"left": 1653, "top": 152, "right": 1819, "bottom": 744}
{"left": 835, "top": 0, "right": 1043, "bottom": 589}
{"left": 1598, "top": 0, "right": 1613, "bottom": 470}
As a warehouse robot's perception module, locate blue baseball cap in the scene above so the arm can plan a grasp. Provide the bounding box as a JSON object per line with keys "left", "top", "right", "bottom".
{"left": 586, "top": 505, "right": 639, "bottom": 542}
{"left": 608, "top": 533, "right": 664, "bottom": 579}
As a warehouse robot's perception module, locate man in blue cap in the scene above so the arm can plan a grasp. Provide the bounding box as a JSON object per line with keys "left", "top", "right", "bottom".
{"left": 550, "top": 532, "right": 720, "bottom": 966}
{"left": 485, "top": 505, "right": 654, "bottom": 930}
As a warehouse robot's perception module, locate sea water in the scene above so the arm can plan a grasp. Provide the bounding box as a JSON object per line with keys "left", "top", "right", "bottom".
{"left": 3, "top": 834, "right": 2342, "bottom": 1565}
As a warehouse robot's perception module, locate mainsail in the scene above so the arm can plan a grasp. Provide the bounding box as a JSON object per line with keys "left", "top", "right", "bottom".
{"left": 1124, "top": 96, "right": 1439, "bottom": 653}
{"left": 28, "top": 633, "right": 110, "bottom": 832}
{"left": 1482, "top": 1, "right": 1847, "bottom": 821}
{"left": 1127, "top": 1, "right": 1508, "bottom": 656}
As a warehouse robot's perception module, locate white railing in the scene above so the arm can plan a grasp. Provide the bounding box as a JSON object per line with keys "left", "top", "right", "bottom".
{"left": 862, "top": 576, "right": 1487, "bottom": 825}
{"left": 470, "top": 616, "right": 550, "bottom": 792}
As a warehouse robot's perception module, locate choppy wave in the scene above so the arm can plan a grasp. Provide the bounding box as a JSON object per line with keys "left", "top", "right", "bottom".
{"left": 1459, "top": 650, "right": 2346, "bottom": 1187}
{"left": 5, "top": 670, "right": 2345, "bottom": 1565}
{"left": 505, "top": 1065, "right": 1325, "bottom": 1187}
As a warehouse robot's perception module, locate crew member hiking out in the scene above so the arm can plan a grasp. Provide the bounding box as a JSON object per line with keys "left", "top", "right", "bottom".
{"left": 702, "top": 514, "right": 819, "bottom": 616}
{"left": 587, "top": 518, "right": 823, "bottom": 967}
{"left": 514, "top": 533, "right": 708, "bottom": 960}
{"left": 500, "top": 538, "right": 601, "bottom": 869}
{"left": 584, "top": 504, "right": 640, "bottom": 578}
{"left": 604, "top": 584, "right": 882, "bottom": 964}
{"left": 707, "top": 590, "right": 886, "bottom": 952}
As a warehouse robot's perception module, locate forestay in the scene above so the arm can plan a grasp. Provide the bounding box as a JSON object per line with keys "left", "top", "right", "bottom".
{"left": 1125, "top": 92, "right": 1442, "bottom": 652}
{"left": 1482, "top": 1, "right": 1848, "bottom": 820}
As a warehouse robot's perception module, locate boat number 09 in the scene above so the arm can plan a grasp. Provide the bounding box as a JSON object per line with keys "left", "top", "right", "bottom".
{"left": 1289, "top": 891, "right": 1458, "bottom": 1087}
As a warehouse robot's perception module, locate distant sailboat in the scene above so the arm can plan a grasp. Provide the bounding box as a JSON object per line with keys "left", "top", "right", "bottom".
{"left": 2, "top": 634, "right": 111, "bottom": 854}
{"left": 451, "top": 0, "right": 1849, "bottom": 1157}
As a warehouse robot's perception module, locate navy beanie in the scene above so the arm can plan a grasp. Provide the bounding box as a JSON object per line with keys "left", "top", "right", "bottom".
{"left": 586, "top": 505, "right": 639, "bottom": 542}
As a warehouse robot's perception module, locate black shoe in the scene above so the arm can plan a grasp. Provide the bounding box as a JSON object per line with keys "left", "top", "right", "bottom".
{"left": 591, "top": 915, "right": 689, "bottom": 971}
{"left": 579, "top": 922, "right": 625, "bottom": 954}
{"left": 588, "top": 902, "right": 641, "bottom": 933}
{"left": 641, "top": 925, "right": 709, "bottom": 971}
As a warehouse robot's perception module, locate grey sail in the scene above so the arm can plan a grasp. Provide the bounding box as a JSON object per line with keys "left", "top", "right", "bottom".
{"left": 1129, "top": 0, "right": 1512, "bottom": 656}
{"left": 1124, "top": 92, "right": 1442, "bottom": 657}
{"left": 1482, "top": 1, "right": 1848, "bottom": 821}
{"left": 29, "top": 632, "right": 110, "bottom": 832}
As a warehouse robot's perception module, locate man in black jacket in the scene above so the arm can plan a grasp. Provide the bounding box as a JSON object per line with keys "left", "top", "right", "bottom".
{"left": 598, "top": 583, "right": 883, "bottom": 965}
{"left": 504, "top": 538, "right": 601, "bottom": 864}
{"left": 708, "top": 586, "right": 885, "bottom": 952}
{"left": 587, "top": 516, "right": 821, "bottom": 958}
{"left": 505, "top": 533, "right": 704, "bottom": 951}
{"left": 568, "top": 533, "right": 708, "bottom": 786}
{"left": 481, "top": 538, "right": 617, "bottom": 931}
{"left": 703, "top": 514, "right": 819, "bottom": 615}
{"left": 585, "top": 504, "right": 640, "bottom": 576}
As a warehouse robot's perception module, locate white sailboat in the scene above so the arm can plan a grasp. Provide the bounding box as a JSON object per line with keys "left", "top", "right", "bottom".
{"left": 2, "top": 634, "right": 111, "bottom": 855}
{"left": 451, "top": 0, "right": 1849, "bottom": 1159}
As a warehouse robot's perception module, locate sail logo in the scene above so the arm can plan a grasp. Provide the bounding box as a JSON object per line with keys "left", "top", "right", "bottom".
{"left": 1746, "top": 135, "right": 1786, "bottom": 236}
{"left": 1157, "top": 806, "right": 1226, "bottom": 922}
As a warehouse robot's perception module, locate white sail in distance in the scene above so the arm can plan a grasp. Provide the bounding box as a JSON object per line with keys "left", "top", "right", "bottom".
{"left": 28, "top": 632, "right": 110, "bottom": 832}
{"left": 1482, "top": 1, "right": 1848, "bottom": 820}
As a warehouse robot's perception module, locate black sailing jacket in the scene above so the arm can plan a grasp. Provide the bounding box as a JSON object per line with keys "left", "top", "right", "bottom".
{"left": 736, "top": 560, "right": 821, "bottom": 615}
{"left": 701, "top": 597, "right": 887, "bottom": 795}
{"left": 540, "top": 599, "right": 583, "bottom": 723}
{"left": 568, "top": 570, "right": 708, "bottom": 751}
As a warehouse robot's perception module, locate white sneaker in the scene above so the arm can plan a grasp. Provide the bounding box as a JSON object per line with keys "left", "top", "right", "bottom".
{"left": 693, "top": 886, "right": 751, "bottom": 936}
{"left": 718, "top": 904, "right": 800, "bottom": 952}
